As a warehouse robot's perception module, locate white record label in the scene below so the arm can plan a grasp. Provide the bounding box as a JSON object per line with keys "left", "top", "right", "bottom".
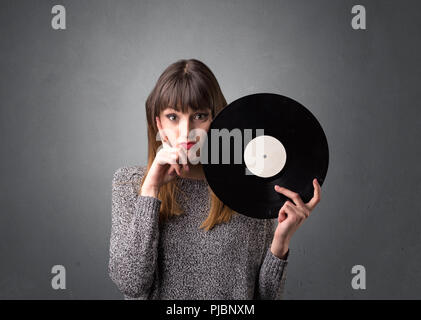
{"left": 243, "top": 135, "right": 287, "bottom": 178}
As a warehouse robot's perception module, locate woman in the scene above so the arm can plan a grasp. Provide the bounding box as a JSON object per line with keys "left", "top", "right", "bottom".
{"left": 108, "top": 59, "right": 321, "bottom": 300}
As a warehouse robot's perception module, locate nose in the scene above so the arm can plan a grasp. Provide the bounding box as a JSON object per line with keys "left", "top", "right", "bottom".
{"left": 178, "top": 117, "right": 192, "bottom": 142}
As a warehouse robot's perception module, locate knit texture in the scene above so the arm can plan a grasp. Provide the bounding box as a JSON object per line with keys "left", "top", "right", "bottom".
{"left": 108, "top": 165, "right": 290, "bottom": 300}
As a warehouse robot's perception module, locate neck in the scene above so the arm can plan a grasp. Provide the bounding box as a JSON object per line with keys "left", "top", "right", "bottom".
{"left": 179, "top": 163, "right": 206, "bottom": 180}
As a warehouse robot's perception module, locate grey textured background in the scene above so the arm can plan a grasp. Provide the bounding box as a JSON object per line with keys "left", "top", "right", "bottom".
{"left": 0, "top": 0, "right": 420, "bottom": 299}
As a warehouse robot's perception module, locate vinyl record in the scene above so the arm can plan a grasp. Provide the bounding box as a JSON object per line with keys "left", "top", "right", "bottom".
{"left": 201, "top": 93, "right": 329, "bottom": 219}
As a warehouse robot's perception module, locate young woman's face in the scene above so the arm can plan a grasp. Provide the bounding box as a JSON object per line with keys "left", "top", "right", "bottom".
{"left": 156, "top": 106, "right": 212, "bottom": 157}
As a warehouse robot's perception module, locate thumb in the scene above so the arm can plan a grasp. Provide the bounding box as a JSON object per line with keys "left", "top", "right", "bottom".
{"left": 278, "top": 206, "right": 287, "bottom": 224}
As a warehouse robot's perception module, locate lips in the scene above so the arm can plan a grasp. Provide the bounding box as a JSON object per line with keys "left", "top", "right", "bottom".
{"left": 180, "top": 142, "right": 196, "bottom": 150}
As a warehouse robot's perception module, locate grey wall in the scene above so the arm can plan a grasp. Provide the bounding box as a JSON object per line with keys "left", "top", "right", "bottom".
{"left": 0, "top": 0, "right": 420, "bottom": 299}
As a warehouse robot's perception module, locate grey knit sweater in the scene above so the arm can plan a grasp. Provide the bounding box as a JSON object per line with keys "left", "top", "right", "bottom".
{"left": 108, "top": 165, "right": 290, "bottom": 300}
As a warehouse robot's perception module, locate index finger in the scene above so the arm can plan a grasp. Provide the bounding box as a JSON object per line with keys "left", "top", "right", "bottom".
{"left": 162, "top": 137, "right": 173, "bottom": 149}
{"left": 274, "top": 185, "right": 305, "bottom": 207}
{"left": 306, "top": 178, "right": 321, "bottom": 210}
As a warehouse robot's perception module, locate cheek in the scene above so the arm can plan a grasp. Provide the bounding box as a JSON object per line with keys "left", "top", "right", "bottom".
{"left": 200, "top": 122, "right": 211, "bottom": 143}
{"left": 160, "top": 121, "right": 178, "bottom": 137}
{"left": 201, "top": 120, "right": 212, "bottom": 132}
{"left": 195, "top": 122, "right": 211, "bottom": 137}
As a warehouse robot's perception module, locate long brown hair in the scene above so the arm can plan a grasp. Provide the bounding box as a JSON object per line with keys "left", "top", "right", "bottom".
{"left": 138, "top": 59, "right": 236, "bottom": 231}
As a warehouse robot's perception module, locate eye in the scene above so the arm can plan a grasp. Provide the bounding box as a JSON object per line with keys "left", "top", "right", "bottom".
{"left": 194, "top": 113, "right": 209, "bottom": 120}
{"left": 166, "top": 114, "right": 177, "bottom": 121}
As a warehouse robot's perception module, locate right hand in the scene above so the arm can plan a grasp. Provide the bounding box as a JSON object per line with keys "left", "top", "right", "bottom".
{"left": 140, "top": 139, "right": 189, "bottom": 197}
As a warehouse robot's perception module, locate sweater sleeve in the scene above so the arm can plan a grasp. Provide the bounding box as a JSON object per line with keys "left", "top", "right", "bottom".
{"left": 254, "top": 218, "right": 290, "bottom": 300}
{"left": 108, "top": 166, "right": 161, "bottom": 299}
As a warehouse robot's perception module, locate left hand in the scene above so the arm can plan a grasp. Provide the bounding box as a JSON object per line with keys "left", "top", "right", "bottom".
{"left": 270, "top": 178, "right": 322, "bottom": 259}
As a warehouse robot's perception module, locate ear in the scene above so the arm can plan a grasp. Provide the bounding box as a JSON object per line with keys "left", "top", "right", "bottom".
{"left": 155, "top": 116, "right": 162, "bottom": 131}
